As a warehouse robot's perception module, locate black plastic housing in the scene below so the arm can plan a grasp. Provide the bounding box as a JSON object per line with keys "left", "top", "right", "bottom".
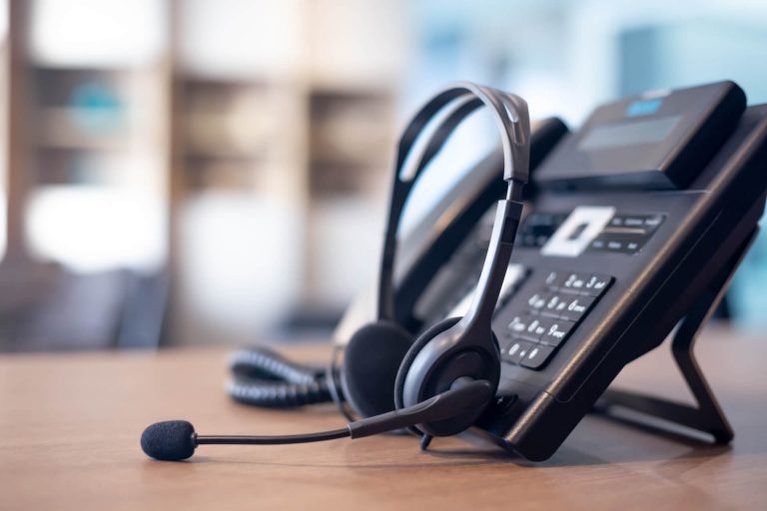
{"left": 485, "top": 104, "right": 767, "bottom": 460}
{"left": 534, "top": 81, "right": 746, "bottom": 190}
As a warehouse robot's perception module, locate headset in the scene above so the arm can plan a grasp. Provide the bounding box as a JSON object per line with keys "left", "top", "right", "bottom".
{"left": 141, "top": 82, "right": 530, "bottom": 461}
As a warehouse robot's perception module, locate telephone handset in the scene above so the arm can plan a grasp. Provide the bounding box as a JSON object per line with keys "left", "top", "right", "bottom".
{"left": 335, "top": 80, "right": 767, "bottom": 460}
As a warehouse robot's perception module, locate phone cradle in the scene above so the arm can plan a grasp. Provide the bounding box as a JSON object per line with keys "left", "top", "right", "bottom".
{"left": 593, "top": 230, "right": 759, "bottom": 444}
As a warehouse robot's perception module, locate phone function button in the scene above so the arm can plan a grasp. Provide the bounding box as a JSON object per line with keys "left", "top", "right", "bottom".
{"left": 608, "top": 239, "right": 624, "bottom": 251}
{"left": 589, "top": 213, "right": 665, "bottom": 255}
{"left": 520, "top": 344, "right": 556, "bottom": 370}
{"left": 503, "top": 339, "right": 535, "bottom": 365}
{"left": 539, "top": 319, "right": 575, "bottom": 347}
{"left": 643, "top": 214, "right": 665, "bottom": 230}
{"left": 518, "top": 212, "right": 568, "bottom": 248}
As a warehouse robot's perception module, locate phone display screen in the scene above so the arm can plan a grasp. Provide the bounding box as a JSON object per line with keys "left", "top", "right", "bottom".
{"left": 578, "top": 115, "right": 682, "bottom": 151}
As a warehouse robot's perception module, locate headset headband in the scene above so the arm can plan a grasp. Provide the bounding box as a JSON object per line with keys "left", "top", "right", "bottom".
{"left": 377, "top": 82, "right": 531, "bottom": 325}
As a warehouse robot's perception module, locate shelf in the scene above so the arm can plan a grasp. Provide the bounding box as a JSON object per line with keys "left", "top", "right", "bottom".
{"left": 32, "top": 147, "right": 157, "bottom": 187}
{"left": 182, "top": 160, "right": 263, "bottom": 192}
{"left": 179, "top": 77, "right": 288, "bottom": 165}
{"left": 34, "top": 148, "right": 106, "bottom": 186}
{"left": 33, "top": 67, "right": 130, "bottom": 106}
{"left": 183, "top": 150, "right": 266, "bottom": 162}
{"left": 309, "top": 161, "right": 388, "bottom": 199}
{"left": 30, "top": 66, "right": 138, "bottom": 153}
{"left": 5, "top": 0, "right": 406, "bottom": 345}
{"left": 36, "top": 107, "right": 130, "bottom": 151}
{"left": 308, "top": 90, "right": 394, "bottom": 197}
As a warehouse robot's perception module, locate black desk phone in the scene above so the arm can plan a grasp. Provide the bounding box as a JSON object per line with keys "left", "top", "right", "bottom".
{"left": 336, "top": 80, "right": 767, "bottom": 460}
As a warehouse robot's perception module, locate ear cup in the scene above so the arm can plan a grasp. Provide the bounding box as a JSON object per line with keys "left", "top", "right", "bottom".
{"left": 341, "top": 320, "right": 413, "bottom": 418}
{"left": 393, "top": 317, "right": 462, "bottom": 430}
{"left": 394, "top": 317, "right": 500, "bottom": 436}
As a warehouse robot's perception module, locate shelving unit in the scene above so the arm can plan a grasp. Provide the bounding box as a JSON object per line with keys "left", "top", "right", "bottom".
{"left": 0, "top": 0, "right": 407, "bottom": 347}
{"left": 167, "top": 0, "right": 407, "bottom": 343}
{"left": 23, "top": 61, "right": 170, "bottom": 270}
{"left": 170, "top": 75, "right": 308, "bottom": 344}
{"left": 302, "top": 88, "right": 395, "bottom": 310}
{"left": 179, "top": 78, "right": 271, "bottom": 190}
{"left": 308, "top": 89, "right": 394, "bottom": 196}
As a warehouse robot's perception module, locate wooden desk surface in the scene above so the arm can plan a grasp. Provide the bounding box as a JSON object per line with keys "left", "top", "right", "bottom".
{"left": 1, "top": 326, "right": 765, "bottom": 510}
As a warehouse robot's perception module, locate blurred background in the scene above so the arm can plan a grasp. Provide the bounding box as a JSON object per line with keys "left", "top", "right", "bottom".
{"left": 0, "top": 0, "right": 765, "bottom": 352}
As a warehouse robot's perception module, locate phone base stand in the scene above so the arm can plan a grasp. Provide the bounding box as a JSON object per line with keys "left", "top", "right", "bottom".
{"left": 593, "top": 229, "right": 759, "bottom": 444}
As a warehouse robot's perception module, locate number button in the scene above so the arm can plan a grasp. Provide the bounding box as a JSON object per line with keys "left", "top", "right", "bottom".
{"left": 522, "top": 317, "right": 549, "bottom": 341}
{"left": 544, "top": 271, "right": 567, "bottom": 289}
{"left": 526, "top": 291, "right": 550, "bottom": 311}
{"left": 520, "top": 344, "right": 555, "bottom": 370}
{"left": 542, "top": 293, "right": 569, "bottom": 317}
{"left": 562, "top": 272, "right": 590, "bottom": 292}
{"left": 507, "top": 314, "right": 533, "bottom": 336}
{"left": 559, "top": 295, "right": 596, "bottom": 321}
{"left": 504, "top": 339, "right": 535, "bottom": 365}
{"left": 582, "top": 274, "right": 613, "bottom": 296}
{"left": 539, "top": 319, "right": 575, "bottom": 347}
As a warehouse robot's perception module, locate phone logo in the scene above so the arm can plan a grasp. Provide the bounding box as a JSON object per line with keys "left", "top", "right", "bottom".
{"left": 626, "top": 98, "right": 662, "bottom": 117}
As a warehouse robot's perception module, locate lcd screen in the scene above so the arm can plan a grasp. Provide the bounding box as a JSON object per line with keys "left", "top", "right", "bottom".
{"left": 578, "top": 115, "right": 682, "bottom": 151}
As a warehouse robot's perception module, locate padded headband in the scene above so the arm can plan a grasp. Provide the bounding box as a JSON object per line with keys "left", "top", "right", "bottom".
{"left": 377, "top": 82, "right": 531, "bottom": 322}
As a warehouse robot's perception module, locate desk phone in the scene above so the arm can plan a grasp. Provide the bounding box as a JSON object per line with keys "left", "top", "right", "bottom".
{"left": 336, "top": 81, "right": 767, "bottom": 460}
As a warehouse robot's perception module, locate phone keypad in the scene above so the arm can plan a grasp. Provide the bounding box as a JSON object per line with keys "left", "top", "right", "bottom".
{"left": 502, "top": 270, "right": 614, "bottom": 370}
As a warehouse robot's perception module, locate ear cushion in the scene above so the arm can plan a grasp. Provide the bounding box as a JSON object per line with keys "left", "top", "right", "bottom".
{"left": 341, "top": 320, "right": 413, "bottom": 418}
{"left": 393, "top": 316, "right": 462, "bottom": 414}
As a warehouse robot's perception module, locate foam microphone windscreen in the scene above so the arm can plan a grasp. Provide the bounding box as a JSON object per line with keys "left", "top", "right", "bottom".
{"left": 141, "top": 420, "right": 196, "bottom": 461}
